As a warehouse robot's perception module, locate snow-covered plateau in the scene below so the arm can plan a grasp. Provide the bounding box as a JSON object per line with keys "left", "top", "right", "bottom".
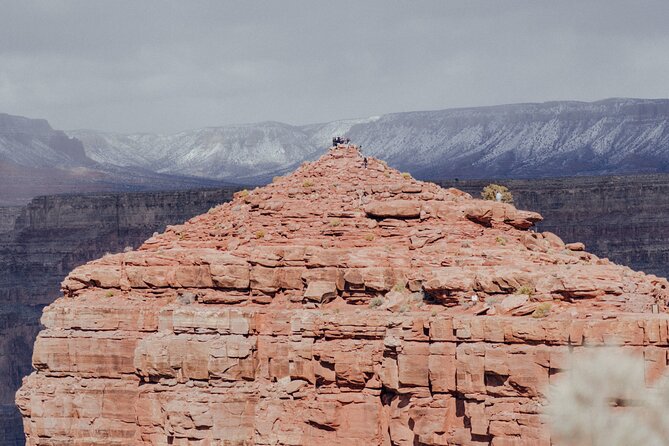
{"left": 67, "top": 98, "right": 669, "bottom": 181}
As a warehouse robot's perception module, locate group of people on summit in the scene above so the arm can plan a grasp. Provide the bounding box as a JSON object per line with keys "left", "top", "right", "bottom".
{"left": 332, "top": 136, "right": 351, "bottom": 146}
{"left": 332, "top": 136, "right": 367, "bottom": 167}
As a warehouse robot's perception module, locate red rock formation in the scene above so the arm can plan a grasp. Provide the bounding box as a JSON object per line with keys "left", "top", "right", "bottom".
{"left": 16, "top": 145, "right": 669, "bottom": 445}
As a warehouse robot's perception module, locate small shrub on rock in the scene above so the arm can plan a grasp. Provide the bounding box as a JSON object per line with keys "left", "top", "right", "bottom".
{"left": 481, "top": 184, "right": 513, "bottom": 203}
{"left": 532, "top": 302, "right": 551, "bottom": 318}
{"left": 393, "top": 281, "right": 407, "bottom": 293}
{"left": 516, "top": 285, "right": 534, "bottom": 296}
{"left": 369, "top": 297, "right": 383, "bottom": 308}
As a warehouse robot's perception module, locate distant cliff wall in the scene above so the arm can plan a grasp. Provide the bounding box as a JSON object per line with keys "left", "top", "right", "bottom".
{"left": 0, "top": 188, "right": 239, "bottom": 445}
{"left": 0, "top": 208, "right": 21, "bottom": 234}
{"left": 437, "top": 174, "right": 669, "bottom": 278}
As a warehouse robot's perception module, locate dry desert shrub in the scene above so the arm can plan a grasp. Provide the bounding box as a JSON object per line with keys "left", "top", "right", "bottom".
{"left": 481, "top": 183, "right": 513, "bottom": 203}
{"left": 549, "top": 347, "right": 669, "bottom": 446}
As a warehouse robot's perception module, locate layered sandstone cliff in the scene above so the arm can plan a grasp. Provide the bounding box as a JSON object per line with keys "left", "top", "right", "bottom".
{"left": 0, "top": 189, "right": 237, "bottom": 445}
{"left": 17, "top": 145, "right": 669, "bottom": 445}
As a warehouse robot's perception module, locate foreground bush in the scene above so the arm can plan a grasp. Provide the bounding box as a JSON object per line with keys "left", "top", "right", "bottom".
{"left": 549, "top": 347, "right": 669, "bottom": 445}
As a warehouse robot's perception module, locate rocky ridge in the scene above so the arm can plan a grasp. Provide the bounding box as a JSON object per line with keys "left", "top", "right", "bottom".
{"left": 17, "top": 145, "right": 669, "bottom": 445}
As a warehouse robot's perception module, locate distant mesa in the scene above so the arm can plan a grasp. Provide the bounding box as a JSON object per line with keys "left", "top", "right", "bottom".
{"left": 0, "top": 113, "right": 232, "bottom": 206}
{"left": 4, "top": 97, "right": 669, "bottom": 205}
{"left": 17, "top": 143, "right": 669, "bottom": 445}
{"left": 69, "top": 97, "right": 669, "bottom": 183}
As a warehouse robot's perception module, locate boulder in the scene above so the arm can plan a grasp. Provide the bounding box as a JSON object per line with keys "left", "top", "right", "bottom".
{"left": 304, "top": 281, "right": 337, "bottom": 303}
{"left": 364, "top": 200, "right": 421, "bottom": 219}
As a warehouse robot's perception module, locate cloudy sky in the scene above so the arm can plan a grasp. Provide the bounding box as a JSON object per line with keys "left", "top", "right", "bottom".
{"left": 1, "top": 0, "right": 668, "bottom": 133}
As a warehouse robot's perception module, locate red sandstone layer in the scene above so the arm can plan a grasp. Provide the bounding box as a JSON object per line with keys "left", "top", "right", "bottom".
{"left": 17, "top": 145, "right": 669, "bottom": 445}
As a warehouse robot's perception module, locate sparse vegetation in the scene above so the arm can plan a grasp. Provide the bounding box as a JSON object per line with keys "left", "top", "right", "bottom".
{"left": 364, "top": 234, "right": 375, "bottom": 241}
{"left": 254, "top": 230, "right": 265, "bottom": 239}
{"left": 369, "top": 297, "right": 383, "bottom": 308}
{"left": 410, "top": 291, "right": 425, "bottom": 302}
{"left": 532, "top": 302, "right": 551, "bottom": 318}
{"left": 302, "top": 180, "right": 314, "bottom": 187}
{"left": 105, "top": 291, "right": 114, "bottom": 297}
{"left": 516, "top": 285, "right": 534, "bottom": 296}
{"left": 401, "top": 172, "right": 412, "bottom": 179}
{"left": 495, "top": 236, "right": 507, "bottom": 246}
{"left": 329, "top": 218, "right": 341, "bottom": 227}
{"left": 393, "top": 281, "right": 407, "bottom": 293}
{"left": 481, "top": 184, "right": 514, "bottom": 204}
{"left": 237, "top": 189, "right": 249, "bottom": 198}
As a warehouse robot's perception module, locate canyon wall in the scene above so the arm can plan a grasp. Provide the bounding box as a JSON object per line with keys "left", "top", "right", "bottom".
{"left": 0, "top": 207, "right": 21, "bottom": 234}
{"left": 0, "top": 188, "right": 238, "bottom": 445}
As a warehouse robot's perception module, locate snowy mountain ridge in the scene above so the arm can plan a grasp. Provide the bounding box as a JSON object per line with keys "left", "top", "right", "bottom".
{"left": 68, "top": 98, "right": 669, "bottom": 181}
{"left": 37, "top": 98, "right": 669, "bottom": 181}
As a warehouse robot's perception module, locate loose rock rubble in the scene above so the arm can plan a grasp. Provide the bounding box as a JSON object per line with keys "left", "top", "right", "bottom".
{"left": 17, "top": 144, "right": 669, "bottom": 445}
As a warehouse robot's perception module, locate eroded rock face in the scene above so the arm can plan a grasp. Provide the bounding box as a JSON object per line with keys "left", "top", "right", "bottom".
{"left": 17, "top": 145, "right": 669, "bottom": 445}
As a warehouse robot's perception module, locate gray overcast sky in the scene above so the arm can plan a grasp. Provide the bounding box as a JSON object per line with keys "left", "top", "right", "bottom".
{"left": 1, "top": 0, "right": 668, "bottom": 133}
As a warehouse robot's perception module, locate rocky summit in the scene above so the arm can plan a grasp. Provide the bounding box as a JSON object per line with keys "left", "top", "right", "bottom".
{"left": 16, "top": 144, "right": 669, "bottom": 445}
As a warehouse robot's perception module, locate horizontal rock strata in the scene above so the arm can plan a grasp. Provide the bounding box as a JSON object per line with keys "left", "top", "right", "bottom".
{"left": 17, "top": 145, "right": 669, "bottom": 445}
